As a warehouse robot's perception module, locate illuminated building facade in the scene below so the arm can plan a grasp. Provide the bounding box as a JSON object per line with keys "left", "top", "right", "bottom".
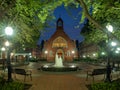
{"left": 40, "top": 18, "right": 79, "bottom": 61}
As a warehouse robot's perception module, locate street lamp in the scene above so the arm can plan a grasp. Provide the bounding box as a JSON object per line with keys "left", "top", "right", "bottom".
{"left": 83, "top": 55, "right": 86, "bottom": 58}
{"left": 1, "top": 47, "right": 5, "bottom": 51}
{"left": 93, "top": 53, "right": 96, "bottom": 57}
{"left": 5, "top": 26, "right": 13, "bottom": 82}
{"left": 101, "top": 52, "right": 106, "bottom": 61}
{"left": 115, "top": 50, "right": 119, "bottom": 54}
{"left": 111, "top": 41, "right": 117, "bottom": 47}
{"left": 106, "top": 23, "right": 113, "bottom": 33}
{"left": 5, "top": 41, "right": 10, "bottom": 47}
{"left": 117, "top": 47, "right": 120, "bottom": 51}
{"left": 105, "top": 24, "right": 114, "bottom": 82}
{"left": 101, "top": 52, "right": 105, "bottom": 55}
{"left": 5, "top": 27, "right": 13, "bottom": 36}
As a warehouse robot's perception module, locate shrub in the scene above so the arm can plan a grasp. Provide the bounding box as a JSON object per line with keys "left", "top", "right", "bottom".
{"left": 89, "top": 82, "right": 120, "bottom": 90}
{"left": 0, "top": 77, "right": 28, "bottom": 90}
{"left": 1, "top": 82, "right": 24, "bottom": 90}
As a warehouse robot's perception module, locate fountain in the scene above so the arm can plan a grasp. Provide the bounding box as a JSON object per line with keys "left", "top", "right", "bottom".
{"left": 40, "top": 54, "right": 79, "bottom": 72}
{"left": 54, "top": 54, "right": 64, "bottom": 67}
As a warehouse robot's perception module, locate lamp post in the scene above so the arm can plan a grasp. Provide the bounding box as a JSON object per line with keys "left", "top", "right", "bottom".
{"left": 105, "top": 24, "right": 114, "bottom": 82}
{"left": 5, "top": 26, "right": 13, "bottom": 82}
{"left": 101, "top": 52, "right": 105, "bottom": 61}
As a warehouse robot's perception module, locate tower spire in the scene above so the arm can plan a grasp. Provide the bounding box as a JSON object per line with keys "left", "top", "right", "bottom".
{"left": 56, "top": 17, "right": 63, "bottom": 28}
{"left": 59, "top": 14, "right": 61, "bottom": 18}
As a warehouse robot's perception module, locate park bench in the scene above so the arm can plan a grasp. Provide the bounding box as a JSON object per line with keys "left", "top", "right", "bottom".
{"left": 86, "top": 68, "right": 106, "bottom": 82}
{"left": 111, "top": 67, "right": 120, "bottom": 79}
{"left": 13, "top": 68, "right": 32, "bottom": 81}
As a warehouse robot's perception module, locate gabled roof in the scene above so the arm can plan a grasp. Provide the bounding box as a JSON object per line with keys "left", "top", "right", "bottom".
{"left": 47, "top": 18, "right": 72, "bottom": 43}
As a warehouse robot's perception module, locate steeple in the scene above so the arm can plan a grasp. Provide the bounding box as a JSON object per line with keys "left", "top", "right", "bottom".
{"left": 56, "top": 17, "right": 63, "bottom": 28}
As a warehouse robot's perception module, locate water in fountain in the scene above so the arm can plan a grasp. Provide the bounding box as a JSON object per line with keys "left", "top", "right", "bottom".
{"left": 54, "top": 54, "right": 64, "bottom": 67}
{"left": 40, "top": 54, "right": 79, "bottom": 72}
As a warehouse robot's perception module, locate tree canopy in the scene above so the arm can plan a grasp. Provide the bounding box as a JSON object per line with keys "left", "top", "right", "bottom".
{"left": 80, "top": 0, "right": 120, "bottom": 44}
{"left": 0, "top": 0, "right": 120, "bottom": 49}
{"left": 0, "top": 0, "right": 74, "bottom": 48}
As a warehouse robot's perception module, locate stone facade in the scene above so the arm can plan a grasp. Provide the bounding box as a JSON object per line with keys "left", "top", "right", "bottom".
{"left": 40, "top": 18, "right": 79, "bottom": 62}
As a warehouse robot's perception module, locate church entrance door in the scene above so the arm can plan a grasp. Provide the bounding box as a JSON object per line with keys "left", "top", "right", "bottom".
{"left": 56, "top": 49, "right": 64, "bottom": 60}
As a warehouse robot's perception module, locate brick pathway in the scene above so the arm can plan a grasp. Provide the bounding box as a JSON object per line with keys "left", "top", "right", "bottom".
{"left": 27, "top": 73, "right": 91, "bottom": 90}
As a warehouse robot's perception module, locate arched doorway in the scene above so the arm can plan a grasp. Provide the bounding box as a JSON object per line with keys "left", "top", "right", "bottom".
{"left": 56, "top": 49, "right": 64, "bottom": 60}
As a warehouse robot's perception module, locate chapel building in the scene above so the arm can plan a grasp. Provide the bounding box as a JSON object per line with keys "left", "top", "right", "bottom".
{"left": 40, "top": 18, "right": 79, "bottom": 62}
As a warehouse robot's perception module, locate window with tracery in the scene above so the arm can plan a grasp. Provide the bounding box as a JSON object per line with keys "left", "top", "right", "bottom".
{"left": 52, "top": 37, "right": 67, "bottom": 48}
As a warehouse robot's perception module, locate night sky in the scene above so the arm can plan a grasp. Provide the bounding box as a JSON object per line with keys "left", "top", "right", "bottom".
{"left": 38, "top": 5, "right": 84, "bottom": 44}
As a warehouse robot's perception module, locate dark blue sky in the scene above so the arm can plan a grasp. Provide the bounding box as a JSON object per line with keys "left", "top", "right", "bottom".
{"left": 38, "top": 5, "right": 84, "bottom": 44}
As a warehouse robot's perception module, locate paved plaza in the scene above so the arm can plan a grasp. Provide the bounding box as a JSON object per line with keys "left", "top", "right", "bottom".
{"left": 1, "top": 62, "right": 119, "bottom": 90}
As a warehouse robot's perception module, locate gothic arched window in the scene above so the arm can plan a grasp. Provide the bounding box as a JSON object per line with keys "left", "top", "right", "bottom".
{"left": 52, "top": 37, "right": 67, "bottom": 48}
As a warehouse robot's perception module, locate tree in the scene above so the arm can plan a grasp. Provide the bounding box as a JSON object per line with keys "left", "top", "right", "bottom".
{"left": 0, "top": 0, "right": 76, "bottom": 48}
{"left": 78, "top": 0, "right": 120, "bottom": 82}
{"left": 81, "top": 20, "right": 107, "bottom": 44}
{"left": 0, "top": 0, "right": 120, "bottom": 48}
{"left": 77, "top": 0, "right": 120, "bottom": 42}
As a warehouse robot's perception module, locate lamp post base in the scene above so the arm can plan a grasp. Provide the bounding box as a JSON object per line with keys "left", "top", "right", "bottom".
{"left": 7, "top": 65, "right": 13, "bottom": 82}
{"left": 105, "top": 64, "right": 112, "bottom": 82}
{"left": 7, "top": 78, "right": 13, "bottom": 82}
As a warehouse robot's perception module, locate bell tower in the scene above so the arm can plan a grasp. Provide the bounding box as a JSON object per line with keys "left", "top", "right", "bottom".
{"left": 56, "top": 18, "right": 63, "bottom": 28}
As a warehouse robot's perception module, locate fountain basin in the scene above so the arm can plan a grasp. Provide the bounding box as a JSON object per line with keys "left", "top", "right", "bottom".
{"left": 38, "top": 54, "right": 80, "bottom": 72}
{"left": 39, "top": 64, "right": 79, "bottom": 72}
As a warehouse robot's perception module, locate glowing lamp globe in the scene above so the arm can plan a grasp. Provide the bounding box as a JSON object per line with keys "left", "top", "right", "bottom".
{"left": 5, "top": 26, "right": 13, "bottom": 36}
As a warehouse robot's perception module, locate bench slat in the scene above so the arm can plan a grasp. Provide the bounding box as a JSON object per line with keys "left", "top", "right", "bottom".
{"left": 13, "top": 68, "right": 32, "bottom": 81}
{"left": 14, "top": 69, "right": 26, "bottom": 75}
{"left": 92, "top": 69, "right": 106, "bottom": 75}
{"left": 86, "top": 68, "right": 106, "bottom": 82}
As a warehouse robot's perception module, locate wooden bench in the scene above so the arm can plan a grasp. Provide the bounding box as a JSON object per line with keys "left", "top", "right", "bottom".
{"left": 13, "top": 68, "right": 32, "bottom": 81}
{"left": 111, "top": 67, "right": 120, "bottom": 79}
{"left": 86, "top": 68, "right": 106, "bottom": 82}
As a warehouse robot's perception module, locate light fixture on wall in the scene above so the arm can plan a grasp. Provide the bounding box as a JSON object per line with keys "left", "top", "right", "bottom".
{"left": 45, "top": 50, "right": 48, "bottom": 60}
